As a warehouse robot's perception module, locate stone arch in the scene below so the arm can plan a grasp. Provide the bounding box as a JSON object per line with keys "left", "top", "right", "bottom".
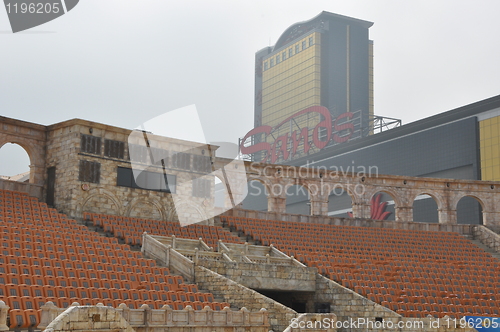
{"left": 213, "top": 174, "right": 229, "bottom": 208}
{"left": 0, "top": 142, "right": 31, "bottom": 182}
{"left": 454, "top": 195, "right": 484, "bottom": 225}
{"left": 366, "top": 187, "right": 401, "bottom": 208}
{"left": 246, "top": 174, "right": 273, "bottom": 198}
{"left": 368, "top": 190, "right": 398, "bottom": 221}
{"left": 126, "top": 198, "right": 164, "bottom": 221}
{"left": 411, "top": 191, "right": 440, "bottom": 223}
{"left": 241, "top": 178, "right": 269, "bottom": 211}
{"left": 79, "top": 189, "right": 121, "bottom": 219}
{"left": 326, "top": 183, "right": 355, "bottom": 218}
{"left": 285, "top": 181, "right": 311, "bottom": 215}
{"left": 0, "top": 128, "right": 46, "bottom": 186}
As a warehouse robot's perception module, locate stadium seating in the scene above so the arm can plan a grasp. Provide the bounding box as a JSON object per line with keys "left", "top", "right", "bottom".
{"left": 83, "top": 212, "right": 243, "bottom": 248}
{"left": 221, "top": 215, "right": 500, "bottom": 319}
{"left": 0, "top": 189, "right": 231, "bottom": 328}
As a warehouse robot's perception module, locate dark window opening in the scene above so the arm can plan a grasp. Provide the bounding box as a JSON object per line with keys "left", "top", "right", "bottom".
{"left": 80, "top": 134, "right": 101, "bottom": 155}
{"left": 104, "top": 139, "right": 125, "bottom": 159}
{"left": 79, "top": 160, "right": 101, "bottom": 184}
{"left": 117, "top": 167, "right": 175, "bottom": 193}
{"left": 315, "top": 303, "right": 330, "bottom": 313}
{"left": 172, "top": 152, "right": 191, "bottom": 170}
{"left": 192, "top": 155, "right": 211, "bottom": 173}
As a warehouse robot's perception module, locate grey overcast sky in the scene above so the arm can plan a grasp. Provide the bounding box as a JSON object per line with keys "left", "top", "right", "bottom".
{"left": 1, "top": 0, "right": 500, "bottom": 175}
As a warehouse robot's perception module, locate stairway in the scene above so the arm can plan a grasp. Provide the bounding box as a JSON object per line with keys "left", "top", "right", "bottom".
{"left": 215, "top": 216, "right": 260, "bottom": 245}
{"left": 469, "top": 239, "right": 500, "bottom": 260}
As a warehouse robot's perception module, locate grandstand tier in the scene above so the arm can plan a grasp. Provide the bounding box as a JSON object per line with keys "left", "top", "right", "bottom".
{"left": 0, "top": 189, "right": 233, "bottom": 329}
{"left": 221, "top": 215, "right": 500, "bottom": 318}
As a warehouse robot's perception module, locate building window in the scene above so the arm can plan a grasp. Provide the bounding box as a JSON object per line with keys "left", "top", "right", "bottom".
{"left": 128, "top": 144, "right": 149, "bottom": 163}
{"left": 117, "top": 167, "right": 175, "bottom": 193}
{"left": 309, "top": 36, "right": 313, "bottom": 46}
{"left": 276, "top": 54, "right": 280, "bottom": 64}
{"left": 270, "top": 58, "right": 274, "bottom": 67}
{"left": 104, "top": 139, "right": 125, "bottom": 159}
{"left": 295, "top": 44, "right": 300, "bottom": 54}
{"left": 264, "top": 62, "right": 268, "bottom": 70}
{"left": 289, "top": 48, "right": 293, "bottom": 57}
{"left": 302, "top": 41, "right": 306, "bottom": 50}
{"left": 192, "top": 178, "right": 211, "bottom": 198}
{"left": 282, "top": 51, "right": 287, "bottom": 61}
{"left": 172, "top": 152, "right": 191, "bottom": 170}
{"left": 80, "top": 135, "right": 101, "bottom": 155}
{"left": 192, "top": 155, "right": 212, "bottom": 173}
{"left": 79, "top": 160, "right": 100, "bottom": 184}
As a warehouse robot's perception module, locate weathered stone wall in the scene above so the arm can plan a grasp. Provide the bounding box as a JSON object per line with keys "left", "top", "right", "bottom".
{"left": 0, "top": 116, "right": 47, "bottom": 194}
{"left": 44, "top": 119, "right": 216, "bottom": 224}
{"left": 0, "top": 178, "right": 43, "bottom": 200}
{"left": 199, "top": 260, "right": 317, "bottom": 292}
{"left": 295, "top": 275, "right": 476, "bottom": 332}
{"left": 474, "top": 224, "right": 500, "bottom": 252}
{"left": 283, "top": 313, "right": 338, "bottom": 332}
{"left": 195, "top": 266, "right": 297, "bottom": 332}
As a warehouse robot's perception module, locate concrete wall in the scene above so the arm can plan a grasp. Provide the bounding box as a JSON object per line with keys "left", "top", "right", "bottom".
{"left": 194, "top": 266, "right": 297, "bottom": 332}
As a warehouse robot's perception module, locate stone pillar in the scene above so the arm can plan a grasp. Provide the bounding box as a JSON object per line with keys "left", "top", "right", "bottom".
{"left": 395, "top": 206, "right": 413, "bottom": 222}
{"left": 482, "top": 211, "right": 500, "bottom": 228}
{"left": 38, "top": 301, "right": 61, "bottom": 330}
{"left": 0, "top": 301, "right": 9, "bottom": 331}
{"left": 438, "top": 209, "right": 457, "bottom": 224}
{"left": 309, "top": 198, "right": 328, "bottom": 216}
{"left": 30, "top": 163, "right": 45, "bottom": 186}
{"left": 351, "top": 202, "right": 370, "bottom": 219}
{"left": 268, "top": 197, "right": 286, "bottom": 214}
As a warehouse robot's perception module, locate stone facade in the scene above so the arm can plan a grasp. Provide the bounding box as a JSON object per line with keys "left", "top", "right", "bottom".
{"left": 44, "top": 119, "right": 218, "bottom": 224}
{"left": 3, "top": 115, "right": 500, "bottom": 227}
{"left": 195, "top": 266, "right": 297, "bottom": 332}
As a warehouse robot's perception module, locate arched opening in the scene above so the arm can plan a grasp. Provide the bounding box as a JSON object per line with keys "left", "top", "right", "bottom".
{"left": 369, "top": 192, "right": 395, "bottom": 221}
{"left": 456, "top": 196, "right": 483, "bottom": 225}
{"left": 213, "top": 176, "right": 228, "bottom": 208}
{"left": 327, "top": 185, "right": 353, "bottom": 218}
{"left": 285, "top": 184, "right": 310, "bottom": 215}
{"left": 0, "top": 143, "right": 31, "bottom": 183}
{"left": 412, "top": 194, "right": 439, "bottom": 223}
{"left": 240, "top": 180, "right": 268, "bottom": 211}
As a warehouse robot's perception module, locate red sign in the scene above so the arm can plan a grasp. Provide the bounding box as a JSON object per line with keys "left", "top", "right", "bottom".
{"left": 241, "top": 106, "right": 355, "bottom": 163}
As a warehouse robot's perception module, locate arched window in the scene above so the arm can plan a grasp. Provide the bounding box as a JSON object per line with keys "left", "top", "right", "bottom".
{"left": 412, "top": 194, "right": 439, "bottom": 223}
{"left": 285, "top": 184, "right": 310, "bottom": 215}
{"left": 0, "top": 143, "right": 31, "bottom": 182}
{"left": 456, "top": 196, "right": 483, "bottom": 225}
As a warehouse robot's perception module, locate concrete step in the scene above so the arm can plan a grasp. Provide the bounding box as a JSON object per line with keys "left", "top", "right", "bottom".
{"left": 469, "top": 239, "right": 500, "bottom": 260}
{"left": 218, "top": 216, "right": 259, "bottom": 245}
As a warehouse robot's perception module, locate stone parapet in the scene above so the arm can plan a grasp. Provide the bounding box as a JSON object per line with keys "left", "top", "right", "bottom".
{"left": 473, "top": 225, "right": 500, "bottom": 252}
{"left": 39, "top": 302, "right": 269, "bottom": 332}
{"left": 223, "top": 209, "right": 475, "bottom": 235}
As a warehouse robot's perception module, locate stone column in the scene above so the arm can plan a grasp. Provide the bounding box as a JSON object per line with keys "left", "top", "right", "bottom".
{"left": 309, "top": 198, "right": 328, "bottom": 216}
{"left": 438, "top": 209, "right": 457, "bottom": 224}
{"left": 0, "top": 301, "right": 9, "bottom": 331}
{"left": 268, "top": 197, "right": 286, "bottom": 214}
{"left": 395, "top": 206, "right": 413, "bottom": 222}
{"left": 351, "top": 202, "right": 370, "bottom": 219}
